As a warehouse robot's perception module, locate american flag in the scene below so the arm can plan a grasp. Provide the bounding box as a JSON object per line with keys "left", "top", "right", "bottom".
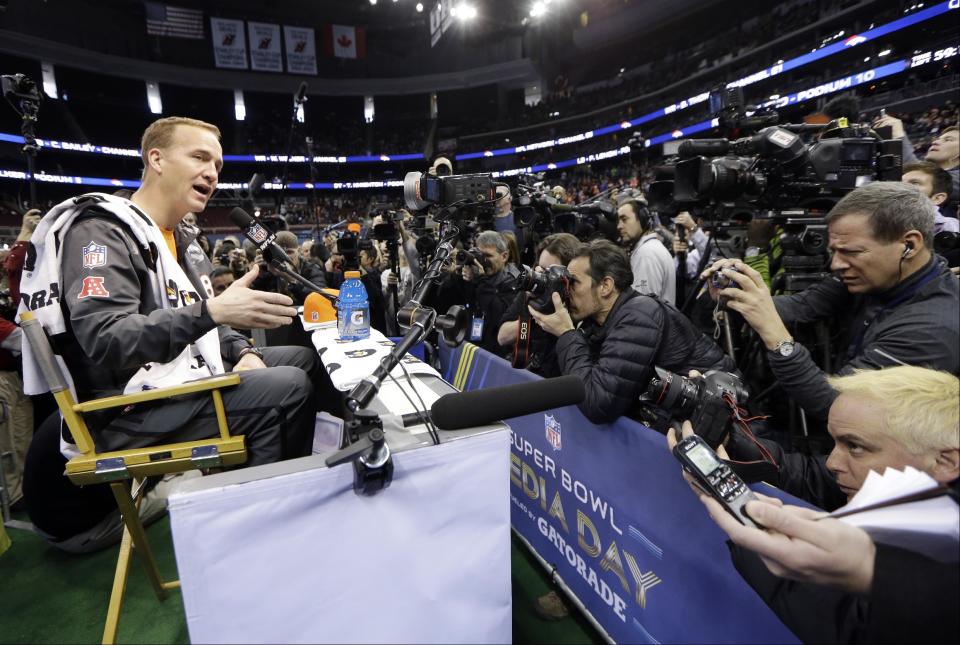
{"left": 144, "top": 2, "right": 204, "bottom": 39}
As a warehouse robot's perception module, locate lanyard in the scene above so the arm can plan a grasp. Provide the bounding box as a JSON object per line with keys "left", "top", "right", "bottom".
{"left": 849, "top": 263, "right": 941, "bottom": 358}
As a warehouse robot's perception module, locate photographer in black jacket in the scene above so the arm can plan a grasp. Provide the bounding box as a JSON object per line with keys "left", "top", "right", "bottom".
{"left": 527, "top": 239, "right": 735, "bottom": 424}
{"left": 437, "top": 230, "right": 521, "bottom": 354}
{"left": 251, "top": 230, "right": 327, "bottom": 306}
{"left": 702, "top": 181, "right": 960, "bottom": 420}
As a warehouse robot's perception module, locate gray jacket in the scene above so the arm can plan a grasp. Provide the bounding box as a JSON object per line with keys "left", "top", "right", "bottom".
{"left": 770, "top": 255, "right": 959, "bottom": 419}
{"left": 56, "top": 205, "right": 253, "bottom": 428}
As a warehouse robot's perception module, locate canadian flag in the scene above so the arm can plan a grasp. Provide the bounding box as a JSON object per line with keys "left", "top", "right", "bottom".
{"left": 323, "top": 24, "right": 366, "bottom": 59}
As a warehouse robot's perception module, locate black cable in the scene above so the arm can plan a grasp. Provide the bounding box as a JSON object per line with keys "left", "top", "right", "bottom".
{"left": 398, "top": 359, "right": 440, "bottom": 445}
{"left": 386, "top": 370, "right": 439, "bottom": 445}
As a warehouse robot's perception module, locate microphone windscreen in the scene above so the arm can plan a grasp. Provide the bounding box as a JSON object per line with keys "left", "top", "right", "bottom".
{"left": 430, "top": 375, "right": 585, "bottom": 430}
{"left": 229, "top": 207, "right": 254, "bottom": 228}
{"left": 303, "top": 291, "right": 337, "bottom": 324}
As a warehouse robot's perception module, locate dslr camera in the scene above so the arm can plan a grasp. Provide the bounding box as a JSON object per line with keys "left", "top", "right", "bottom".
{"left": 455, "top": 247, "right": 485, "bottom": 268}
{"left": 641, "top": 368, "right": 748, "bottom": 449}
{"left": 515, "top": 265, "right": 571, "bottom": 314}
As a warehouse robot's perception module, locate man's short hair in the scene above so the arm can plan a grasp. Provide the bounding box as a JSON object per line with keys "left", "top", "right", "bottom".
{"left": 476, "top": 230, "right": 508, "bottom": 253}
{"left": 574, "top": 239, "right": 633, "bottom": 292}
{"left": 939, "top": 125, "right": 959, "bottom": 136}
{"left": 903, "top": 160, "right": 954, "bottom": 200}
{"left": 140, "top": 116, "right": 221, "bottom": 170}
{"left": 210, "top": 266, "right": 233, "bottom": 280}
{"left": 825, "top": 181, "right": 937, "bottom": 248}
{"left": 536, "top": 233, "right": 581, "bottom": 266}
{"left": 823, "top": 94, "right": 861, "bottom": 122}
{"left": 828, "top": 366, "right": 959, "bottom": 456}
{"left": 275, "top": 230, "right": 299, "bottom": 251}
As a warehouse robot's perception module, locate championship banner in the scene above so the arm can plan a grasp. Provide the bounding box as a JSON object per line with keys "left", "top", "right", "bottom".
{"left": 210, "top": 17, "right": 247, "bottom": 69}
{"left": 248, "top": 21, "right": 283, "bottom": 72}
{"left": 439, "top": 344, "right": 799, "bottom": 644}
{"left": 283, "top": 25, "right": 318, "bottom": 76}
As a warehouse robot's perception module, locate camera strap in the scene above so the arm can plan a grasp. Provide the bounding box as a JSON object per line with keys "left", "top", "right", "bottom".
{"left": 512, "top": 308, "right": 535, "bottom": 369}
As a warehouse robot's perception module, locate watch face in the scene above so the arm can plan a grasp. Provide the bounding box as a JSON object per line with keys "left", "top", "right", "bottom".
{"left": 779, "top": 341, "right": 796, "bottom": 357}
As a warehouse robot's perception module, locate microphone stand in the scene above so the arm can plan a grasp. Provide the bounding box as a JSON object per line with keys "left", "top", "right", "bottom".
{"left": 276, "top": 84, "right": 307, "bottom": 213}
{"left": 345, "top": 221, "right": 468, "bottom": 412}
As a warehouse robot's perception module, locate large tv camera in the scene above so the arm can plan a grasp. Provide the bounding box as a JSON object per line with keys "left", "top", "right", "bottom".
{"left": 403, "top": 170, "right": 495, "bottom": 211}
{"left": 513, "top": 175, "right": 616, "bottom": 241}
{"left": 641, "top": 368, "right": 749, "bottom": 449}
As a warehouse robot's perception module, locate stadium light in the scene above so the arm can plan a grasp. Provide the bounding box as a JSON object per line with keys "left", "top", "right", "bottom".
{"left": 40, "top": 61, "right": 57, "bottom": 99}
{"left": 459, "top": 3, "right": 477, "bottom": 19}
{"left": 369, "top": 0, "right": 377, "bottom": 5}
{"left": 416, "top": 2, "right": 424, "bottom": 11}
{"left": 879, "top": 49, "right": 891, "bottom": 56}
{"left": 234, "top": 89, "right": 246, "bottom": 121}
{"left": 146, "top": 81, "right": 162, "bottom": 114}
{"left": 530, "top": 1, "right": 547, "bottom": 18}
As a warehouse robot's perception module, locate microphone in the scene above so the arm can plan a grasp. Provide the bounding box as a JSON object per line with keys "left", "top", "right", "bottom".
{"left": 229, "top": 207, "right": 294, "bottom": 265}
{"left": 400, "top": 376, "right": 585, "bottom": 430}
{"left": 303, "top": 291, "right": 338, "bottom": 324}
{"left": 294, "top": 82, "right": 308, "bottom": 104}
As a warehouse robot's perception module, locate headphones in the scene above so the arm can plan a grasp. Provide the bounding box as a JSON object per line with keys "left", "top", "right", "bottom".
{"left": 902, "top": 242, "right": 913, "bottom": 259}
{"left": 625, "top": 199, "right": 653, "bottom": 231}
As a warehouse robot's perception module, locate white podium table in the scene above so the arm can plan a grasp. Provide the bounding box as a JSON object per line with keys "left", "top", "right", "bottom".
{"left": 167, "top": 327, "right": 511, "bottom": 644}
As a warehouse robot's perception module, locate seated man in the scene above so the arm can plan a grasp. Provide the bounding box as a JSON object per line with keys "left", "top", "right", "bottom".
{"left": 19, "top": 116, "right": 318, "bottom": 466}
{"left": 670, "top": 366, "right": 959, "bottom": 643}
{"left": 526, "top": 239, "right": 735, "bottom": 424}
{"left": 703, "top": 181, "right": 960, "bottom": 420}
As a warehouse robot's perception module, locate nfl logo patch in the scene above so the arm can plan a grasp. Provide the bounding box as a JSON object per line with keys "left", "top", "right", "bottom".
{"left": 545, "top": 414, "right": 562, "bottom": 451}
{"left": 249, "top": 223, "right": 269, "bottom": 244}
{"left": 82, "top": 241, "right": 107, "bottom": 268}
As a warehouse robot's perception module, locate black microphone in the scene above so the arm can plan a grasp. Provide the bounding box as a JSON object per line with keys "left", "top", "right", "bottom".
{"left": 400, "top": 376, "right": 585, "bottom": 430}
{"left": 229, "top": 207, "right": 294, "bottom": 266}
{"left": 294, "top": 82, "right": 308, "bottom": 104}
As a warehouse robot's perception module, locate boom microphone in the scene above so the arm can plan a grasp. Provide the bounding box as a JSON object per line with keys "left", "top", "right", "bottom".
{"left": 294, "top": 82, "right": 308, "bottom": 104}
{"left": 229, "top": 207, "right": 294, "bottom": 265}
{"left": 409, "top": 376, "right": 585, "bottom": 430}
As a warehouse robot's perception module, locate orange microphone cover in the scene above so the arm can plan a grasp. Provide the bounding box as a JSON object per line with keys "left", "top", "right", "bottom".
{"left": 303, "top": 289, "right": 338, "bottom": 324}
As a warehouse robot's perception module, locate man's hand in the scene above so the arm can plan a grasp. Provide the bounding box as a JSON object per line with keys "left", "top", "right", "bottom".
{"left": 667, "top": 420, "right": 730, "bottom": 458}
{"left": 873, "top": 114, "right": 905, "bottom": 139}
{"left": 714, "top": 260, "right": 791, "bottom": 350}
{"left": 206, "top": 264, "right": 297, "bottom": 329}
{"left": 17, "top": 209, "right": 42, "bottom": 242}
{"left": 674, "top": 211, "right": 697, "bottom": 233}
{"left": 232, "top": 352, "right": 267, "bottom": 372}
{"left": 673, "top": 238, "right": 689, "bottom": 255}
{"left": 527, "top": 292, "right": 575, "bottom": 337}
{"left": 462, "top": 258, "right": 484, "bottom": 282}
{"left": 699, "top": 494, "right": 876, "bottom": 594}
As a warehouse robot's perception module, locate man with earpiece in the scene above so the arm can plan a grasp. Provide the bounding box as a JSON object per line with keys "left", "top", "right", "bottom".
{"left": 701, "top": 181, "right": 959, "bottom": 420}
{"left": 616, "top": 198, "right": 676, "bottom": 304}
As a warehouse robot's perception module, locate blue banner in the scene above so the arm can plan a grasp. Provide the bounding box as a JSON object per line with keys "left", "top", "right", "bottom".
{"left": 439, "top": 343, "right": 799, "bottom": 644}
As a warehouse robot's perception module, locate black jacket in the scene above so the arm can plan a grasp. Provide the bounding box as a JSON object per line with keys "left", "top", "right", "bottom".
{"left": 555, "top": 290, "right": 736, "bottom": 424}
{"left": 770, "top": 255, "right": 959, "bottom": 419}
{"left": 437, "top": 265, "right": 520, "bottom": 355}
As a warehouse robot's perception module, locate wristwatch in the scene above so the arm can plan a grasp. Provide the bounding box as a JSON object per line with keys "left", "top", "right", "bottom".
{"left": 771, "top": 338, "right": 796, "bottom": 357}
{"left": 238, "top": 346, "right": 264, "bottom": 361}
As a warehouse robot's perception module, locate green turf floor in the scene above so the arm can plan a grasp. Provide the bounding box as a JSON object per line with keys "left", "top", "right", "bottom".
{"left": 0, "top": 514, "right": 603, "bottom": 644}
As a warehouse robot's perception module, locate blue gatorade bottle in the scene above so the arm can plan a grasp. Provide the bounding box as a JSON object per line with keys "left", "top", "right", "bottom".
{"left": 337, "top": 270, "right": 371, "bottom": 341}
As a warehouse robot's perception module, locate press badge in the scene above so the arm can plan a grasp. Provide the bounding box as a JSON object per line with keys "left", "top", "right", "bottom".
{"left": 470, "top": 315, "right": 484, "bottom": 341}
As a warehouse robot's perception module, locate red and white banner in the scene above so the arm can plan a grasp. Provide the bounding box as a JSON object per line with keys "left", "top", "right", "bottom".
{"left": 283, "top": 25, "right": 318, "bottom": 75}
{"left": 322, "top": 24, "right": 366, "bottom": 59}
{"left": 248, "top": 21, "right": 283, "bottom": 72}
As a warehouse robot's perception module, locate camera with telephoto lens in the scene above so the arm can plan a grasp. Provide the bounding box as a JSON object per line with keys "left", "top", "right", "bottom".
{"left": 515, "top": 265, "right": 571, "bottom": 314}
{"left": 642, "top": 368, "right": 749, "bottom": 449}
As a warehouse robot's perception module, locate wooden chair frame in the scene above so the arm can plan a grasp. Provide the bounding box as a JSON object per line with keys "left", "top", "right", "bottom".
{"left": 20, "top": 311, "right": 247, "bottom": 644}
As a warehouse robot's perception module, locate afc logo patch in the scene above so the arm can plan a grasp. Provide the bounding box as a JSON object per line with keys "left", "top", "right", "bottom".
{"left": 77, "top": 276, "right": 110, "bottom": 299}
{"left": 545, "top": 414, "right": 562, "bottom": 451}
{"left": 82, "top": 241, "right": 107, "bottom": 268}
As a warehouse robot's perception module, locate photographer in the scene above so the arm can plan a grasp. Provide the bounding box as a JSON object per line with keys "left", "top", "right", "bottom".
{"left": 704, "top": 182, "right": 959, "bottom": 420}
{"left": 497, "top": 233, "right": 580, "bottom": 376}
{"left": 251, "top": 231, "right": 327, "bottom": 306}
{"left": 668, "top": 366, "right": 959, "bottom": 643}
{"left": 492, "top": 185, "right": 524, "bottom": 257}
{"left": 325, "top": 233, "right": 388, "bottom": 335}
{"left": 526, "top": 239, "right": 735, "bottom": 424}
{"left": 616, "top": 199, "right": 675, "bottom": 303}
{"left": 437, "top": 230, "right": 520, "bottom": 354}
{"left": 4, "top": 208, "right": 42, "bottom": 304}
{"left": 902, "top": 161, "right": 959, "bottom": 268}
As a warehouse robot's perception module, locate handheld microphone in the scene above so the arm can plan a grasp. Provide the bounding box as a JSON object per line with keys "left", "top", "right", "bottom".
{"left": 399, "top": 376, "right": 585, "bottom": 430}
{"left": 229, "top": 207, "right": 294, "bottom": 266}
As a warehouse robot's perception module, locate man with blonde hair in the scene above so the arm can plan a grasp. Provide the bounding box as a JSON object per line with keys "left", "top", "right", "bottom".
{"left": 674, "top": 366, "right": 959, "bottom": 643}
{"left": 19, "top": 116, "right": 319, "bottom": 469}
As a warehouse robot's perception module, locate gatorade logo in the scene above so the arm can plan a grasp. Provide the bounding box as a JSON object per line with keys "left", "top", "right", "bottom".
{"left": 350, "top": 310, "right": 365, "bottom": 325}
